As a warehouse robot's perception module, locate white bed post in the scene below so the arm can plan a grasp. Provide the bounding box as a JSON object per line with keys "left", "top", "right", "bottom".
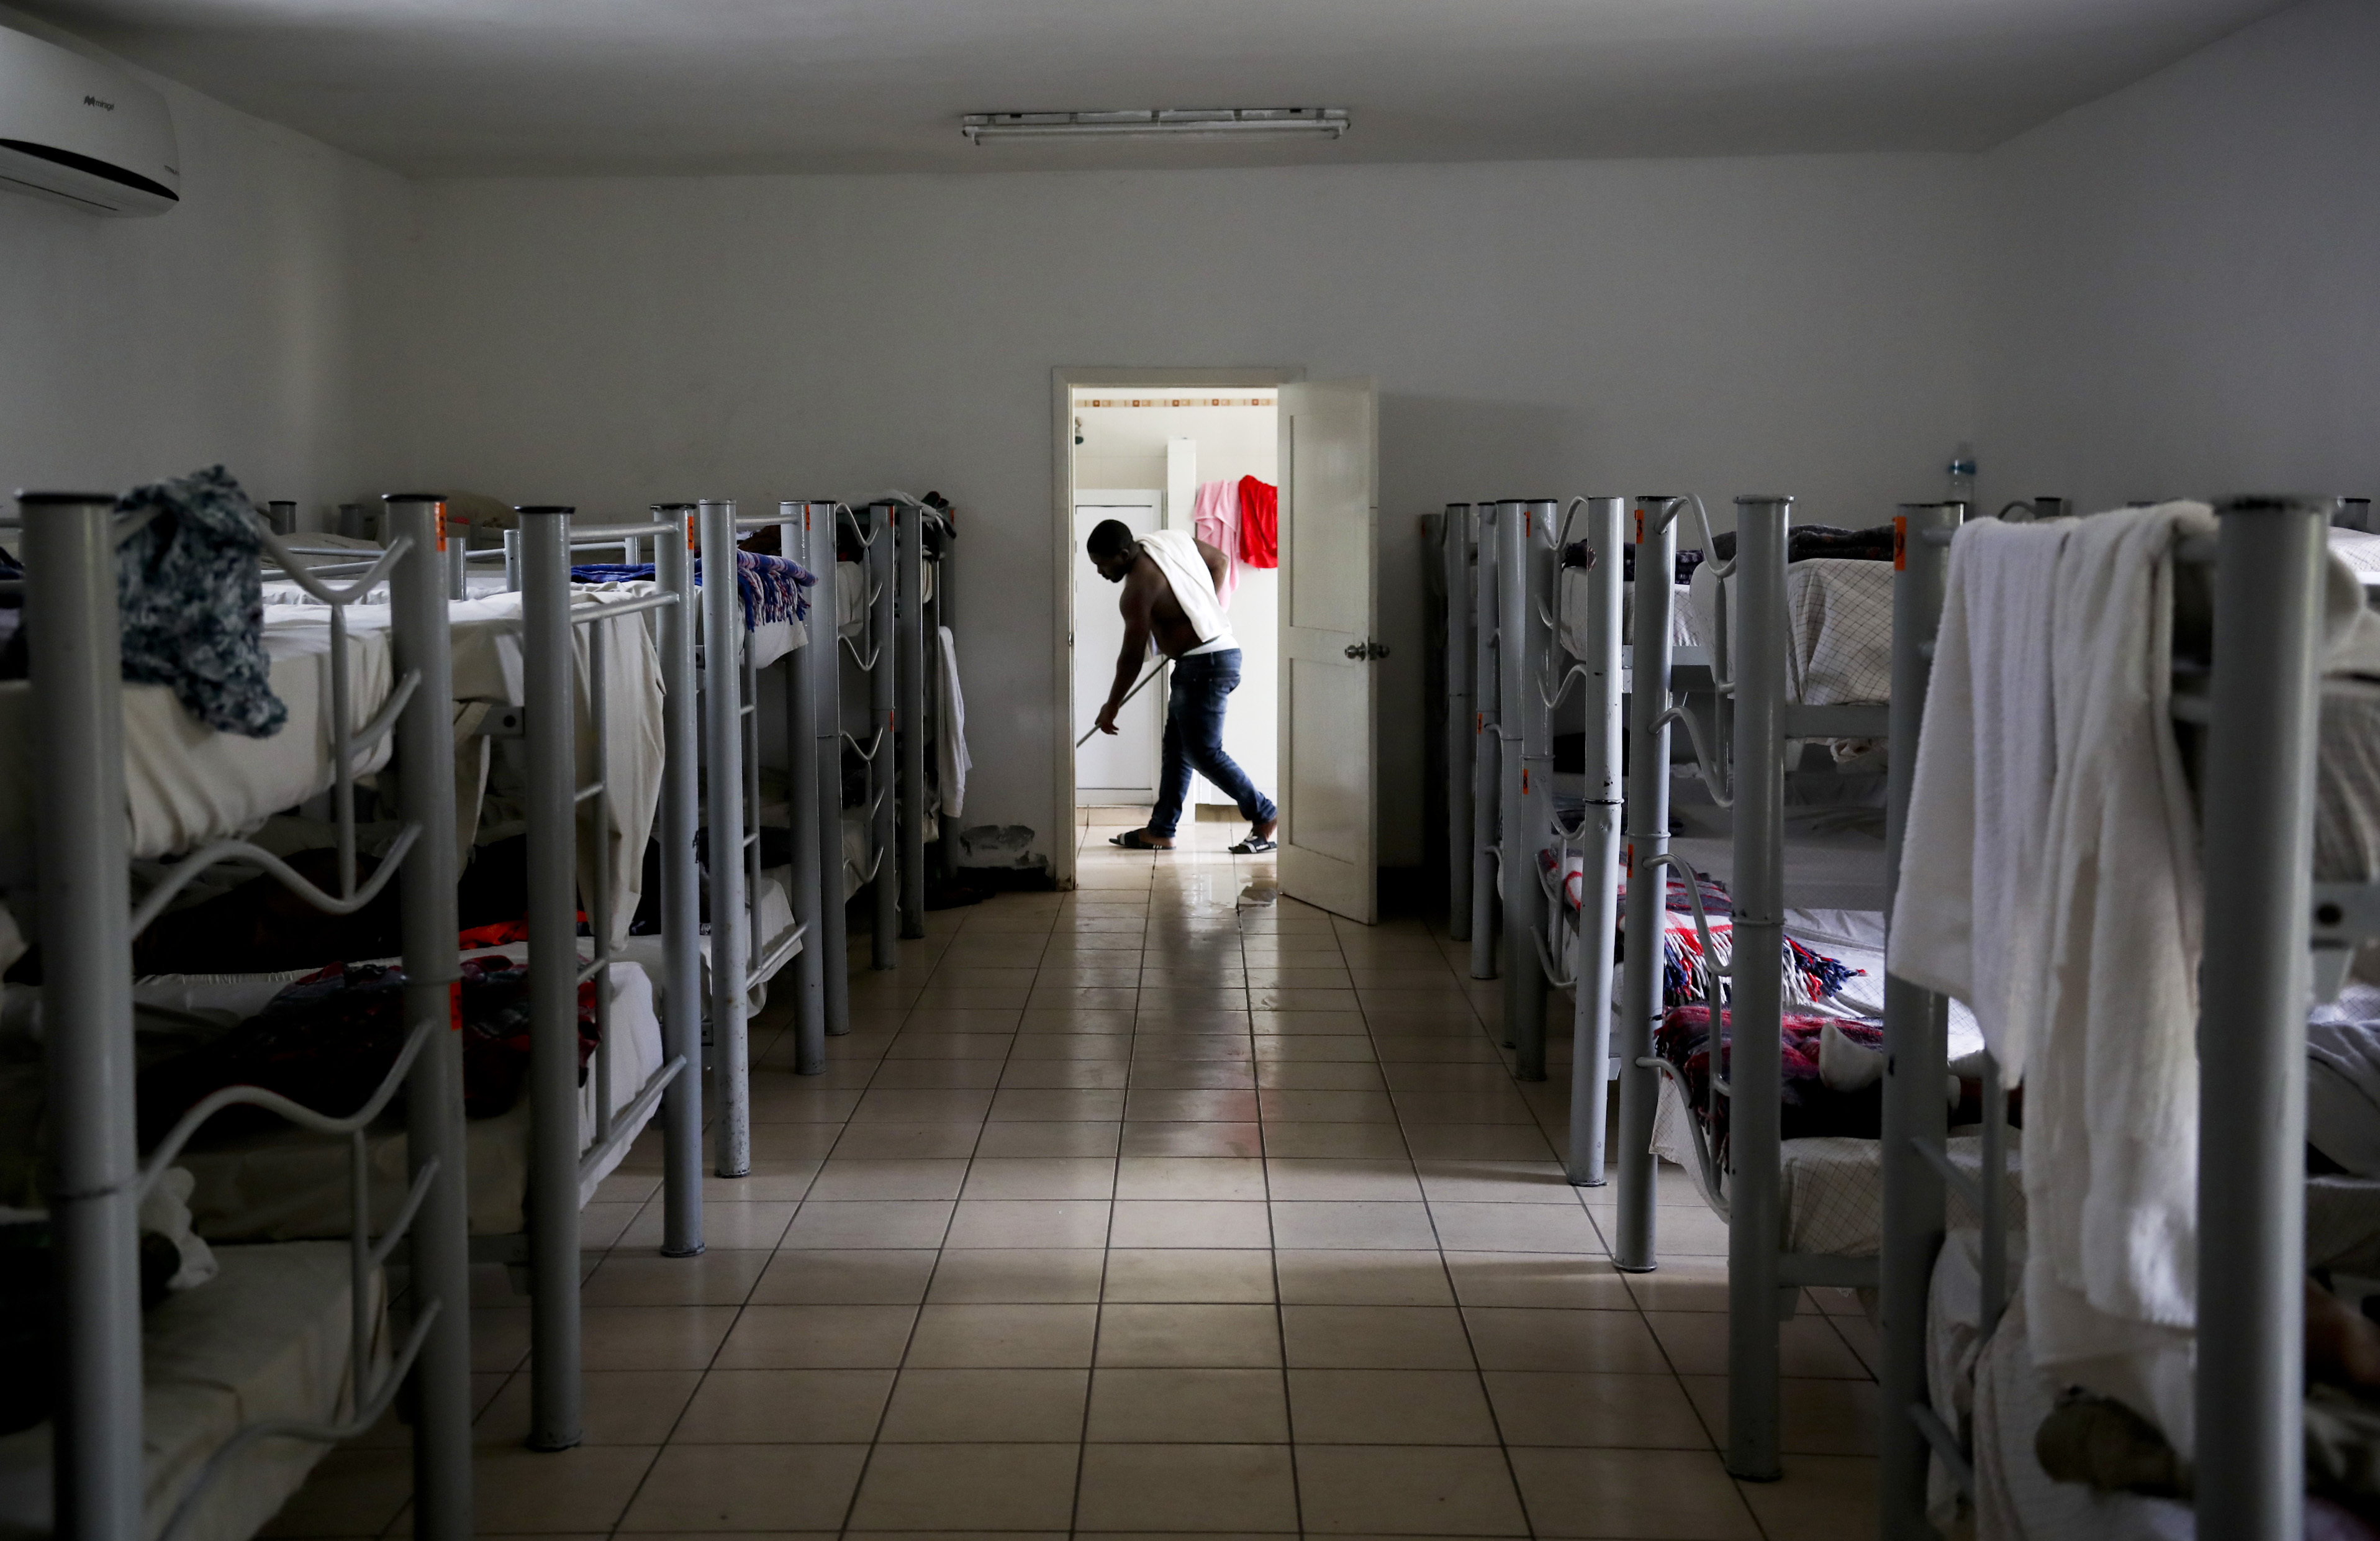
{"left": 1726, "top": 493, "right": 1793, "bottom": 1483}
{"left": 1566, "top": 497, "right": 1626, "bottom": 1187}
{"left": 382, "top": 493, "right": 474, "bottom": 1539}
{"left": 1612, "top": 495, "right": 1679, "bottom": 1273}
{"left": 779, "top": 501, "right": 827, "bottom": 1075}
{"left": 867, "top": 502, "right": 898, "bottom": 970}
{"left": 654, "top": 506, "right": 707, "bottom": 1256}
{"left": 1445, "top": 504, "right": 1475, "bottom": 943}
{"left": 25, "top": 492, "right": 144, "bottom": 1541}
{"left": 2196, "top": 494, "right": 2327, "bottom": 1541}
{"left": 896, "top": 501, "right": 927, "bottom": 939}
{"left": 1876, "top": 501, "right": 1961, "bottom": 1537}
{"left": 699, "top": 499, "right": 752, "bottom": 1178}
{"left": 1470, "top": 504, "right": 1500, "bottom": 981}
{"left": 811, "top": 505, "right": 851, "bottom": 1035}
{"left": 518, "top": 506, "right": 584, "bottom": 1451}
{"left": 1498, "top": 499, "right": 1552, "bottom": 1080}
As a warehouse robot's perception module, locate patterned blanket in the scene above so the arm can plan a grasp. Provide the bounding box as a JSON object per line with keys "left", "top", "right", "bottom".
{"left": 571, "top": 550, "right": 815, "bottom": 626}
{"left": 1655, "top": 1006, "right": 1887, "bottom": 1166}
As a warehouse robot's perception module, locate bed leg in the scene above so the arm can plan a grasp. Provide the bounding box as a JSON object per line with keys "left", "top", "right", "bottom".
{"left": 700, "top": 499, "right": 752, "bottom": 1179}
{"left": 1613, "top": 496, "right": 1678, "bottom": 1273}
{"left": 782, "top": 503, "right": 826, "bottom": 1076}
{"left": 1567, "top": 497, "right": 1627, "bottom": 1186}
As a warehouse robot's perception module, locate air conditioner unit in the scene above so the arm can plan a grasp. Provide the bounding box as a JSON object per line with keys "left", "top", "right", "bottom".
{"left": 0, "top": 24, "right": 177, "bottom": 216}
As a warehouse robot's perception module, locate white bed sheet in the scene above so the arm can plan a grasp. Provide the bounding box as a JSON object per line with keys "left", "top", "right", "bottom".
{"left": 0, "top": 1241, "right": 384, "bottom": 1541}
{"left": 0, "top": 613, "right": 396, "bottom": 886}
{"left": 1556, "top": 575, "right": 1695, "bottom": 662}
{"left": 616, "top": 864, "right": 800, "bottom": 1016}
{"left": 148, "top": 955, "right": 665, "bottom": 1239}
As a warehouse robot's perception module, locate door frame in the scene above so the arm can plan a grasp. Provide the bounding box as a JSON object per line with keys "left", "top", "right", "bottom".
{"left": 1049, "top": 365, "right": 1303, "bottom": 891}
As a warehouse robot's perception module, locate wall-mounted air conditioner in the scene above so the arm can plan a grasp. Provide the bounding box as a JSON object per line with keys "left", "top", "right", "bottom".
{"left": 0, "top": 24, "right": 177, "bottom": 216}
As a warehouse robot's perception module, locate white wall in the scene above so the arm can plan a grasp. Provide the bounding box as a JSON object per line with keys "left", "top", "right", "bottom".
{"left": 1978, "top": 0, "right": 2380, "bottom": 513}
{"left": 0, "top": 9, "right": 414, "bottom": 519}
{"left": 382, "top": 156, "right": 1986, "bottom": 871}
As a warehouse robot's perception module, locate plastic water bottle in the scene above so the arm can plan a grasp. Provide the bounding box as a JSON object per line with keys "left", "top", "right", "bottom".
{"left": 1947, "top": 441, "right": 1977, "bottom": 503}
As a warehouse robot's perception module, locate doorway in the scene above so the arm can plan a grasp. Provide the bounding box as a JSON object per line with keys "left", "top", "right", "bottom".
{"left": 1056, "top": 371, "right": 1294, "bottom": 882}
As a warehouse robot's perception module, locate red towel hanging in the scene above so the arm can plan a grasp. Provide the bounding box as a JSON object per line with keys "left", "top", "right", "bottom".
{"left": 1237, "top": 476, "right": 1278, "bottom": 569}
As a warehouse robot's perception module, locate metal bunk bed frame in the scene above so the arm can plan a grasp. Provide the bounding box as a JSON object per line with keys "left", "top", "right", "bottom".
{"left": 20, "top": 491, "right": 474, "bottom": 1541}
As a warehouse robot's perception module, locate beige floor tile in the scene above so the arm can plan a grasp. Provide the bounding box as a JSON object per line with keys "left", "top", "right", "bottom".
{"left": 1645, "top": 1312, "right": 1871, "bottom": 1379}
{"left": 974, "top": 1121, "right": 1124, "bottom": 1157}
{"left": 1731, "top": 1454, "right": 1878, "bottom": 1540}
{"left": 961, "top": 1157, "right": 1116, "bottom": 1200}
{"left": 1281, "top": 1304, "right": 1476, "bottom": 1370}
{"left": 258, "top": 1445, "right": 413, "bottom": 1537}
{"left": 1251, "top": 1034, "right": 1377, "bottom": 1062}
{"left": 1264, "top": 1159, "right": 1422, "bottom": 1201}
{"left": 1114, "top": 1155, "right": 1267, "bottom": 1199}
{"left": 904, "top": 1302, "right": 1101, "bottom": 1366}
{"left": 578, "top": 1306, "right": 740, "bottom": 1370}
{"left": 1102, "top": 1248, "right": 1277, "bottom": 1303}
{"left": 1442, "top": 1253, "right": 1638, "bottom": 1309}
{"left": 690, "top": 1160, "right": 822, "bottom": 1204}
{"left": 1464, "top": 1307, "right": 1668, "bottom": 1374}
{"left": 1133, "top": 1034, "right": 1255, "bottom": 1062}
{"left": 1506, "top": 1447, "right": 1760, "bottom": 1539}
{"left": 618, "top": 1443, "right": 866, "bottom": 1532}
{"left": 1259, "top": 1123, "right": 1409, "bottom": 1159}
{"left": 1274, "top": 1250, "right": 1455, "bottom": 1306}
{"left": 1127, "top": 1058, "right": 1258, "bottom": 1089}
{"left": 582, "top": 1252, "right": 768, "bottom": 1306}
{"left": 1391, "top": 1091, "right": 1539, "bottom": 1126}
{"left": 474, "top": 1368, "right": 697, "bottom": 1445}
{"left": 1250, "top": 1010, "right": 1371, "bottom": 1036}
{"left": 807, "top": 1158, "right": 972, "bottom": 1201}
{"left": 847, "top": 1443, "right": 1081, "bottom": 1531}
{"left": 943, "top": 1198, "right": 1113, "bottom": 1248}
{"left": 624, "top": 1203, "right": 794, "bottom": 1251}
{"left": 712, "top": 1304, "right": 919, "bottom": 1368}
{"left": 1012, "top": 1011, "right": 1137, "bottom": 1036}
{"left": 781, "top": 1200, "right": 954, "bottom": 1249}
{"left": 1108, "top": 1198, "right": 1272, "bottom": 1247}
{"left": 877, "top": 1367, "right": 1090, "bottom": 1441}
{"left": 1268, "top": 1201, "right": 1437, "bottom": 1250}
{"left": 1293, "top": 1445, "right": 1529, "bottom": 1535}
{"left": 1253, "top": 1060, "right": 1387, "bottom": 1091}
{"left": 1678, "top": 1375, "right": 1878, "bottom": 1455}
{"left": 1426, "top": 1201, "right": 1601, "bottom": 1254}
{"left": 471, "top": 1308, "right": 530, "bottom": 1373}
{"left": 849, "top": 1088, "right": 997, "bottom": 1124}
{"left": 749, "top": 1248, "right": 938, "bottom": 1305}
{"left": 1085, "top": 1366, "right": 1291, "bottom": 1442}
{"left": 670, "top": 1367, "right": 895, "bottom": 1442}
{"left": 866, "top": 1057, "right": 1008, "bottom": 1089}
{"left": 926, "top": 1248, "right": 1106, "bottom": 1303}
{"left": 1257, "top": 1089, "right": 1398, "bottom": 1122}
{"left": 1120, "top": 1121, "right": 1266, "bottom": 1158}
{"left": 989, "top": 1088, "right": 1128, "bottom": 1121}
{"left": 1400, "top": 1124, "right": 1557, "bottom": 1161}
{"left": 1288, "top": 1367, "right": 1499, "bottom": 1443}
{"left": 1619, "top": 1256, "right": 1732, "bottom": 1312}
{"left": 829, "top": 1123, "right": 985, "bottom": 1159}
{"left": 1483, "top": 1370, "right": 1712, "bottom": 1448}
{"left": 998, "top": 1057, "right": 1132, "bottom": 1089}
{"left": 1074, "top": 1443, "right": 1300, "bottom": 1534}
{"left": 1123, "top": 1088, "right": 1262, "bottom": 1122}
{"left": 475, "top": 1443, "right": 658, "bottom": 1532}
{"left": 1095, "top": 1302, "right": 1283, "bottom": 1367}
{"left": 746, "top": 1085, "right": 864, "bottom": 1124}
{"left": 1413, "top": 1158, "right": 1580, "bottom": 1204}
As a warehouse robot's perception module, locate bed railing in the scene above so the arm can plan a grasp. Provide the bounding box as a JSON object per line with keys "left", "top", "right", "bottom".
{"left": 515, "top": 507, "right": 701, "bottom": 1450}
{"left": 22, "top": 489, "right": 474, "bottom": 1541}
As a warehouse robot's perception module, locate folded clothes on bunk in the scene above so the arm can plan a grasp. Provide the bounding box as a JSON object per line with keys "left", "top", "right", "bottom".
{"left": 1706, "top": 522, "right": 1896, "bottom": 565}
{"left": 569, "top": 550, "right": 816, "bottom": 625}
{"left": 132, "top": 953, "right": 597, "bottom": 1147}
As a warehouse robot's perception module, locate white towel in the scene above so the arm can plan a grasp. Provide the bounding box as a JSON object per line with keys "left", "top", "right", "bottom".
{"left": 935, "top": 624, "right": 970, "bottom": 819}
{"left": 1888, "top": 517, "right": 2073, "bottom": 1081}
{"left": 1136, "top": 528, "right": 1237, "bottom": 653}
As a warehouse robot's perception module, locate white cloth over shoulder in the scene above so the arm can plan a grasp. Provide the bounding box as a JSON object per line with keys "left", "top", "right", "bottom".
{"left": 1136, "top": 529, "right": 1236, "bottom": 655}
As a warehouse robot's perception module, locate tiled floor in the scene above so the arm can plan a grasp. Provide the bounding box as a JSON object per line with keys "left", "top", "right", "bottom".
{"left": 273, "top": 806, "right": 1881, "bottom": 1540}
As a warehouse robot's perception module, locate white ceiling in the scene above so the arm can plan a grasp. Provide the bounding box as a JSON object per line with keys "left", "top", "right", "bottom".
{"left": 16, "top": 0, "right": 2289, "bottom": 176}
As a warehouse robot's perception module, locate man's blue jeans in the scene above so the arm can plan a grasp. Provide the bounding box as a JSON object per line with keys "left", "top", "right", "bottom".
{"left": 1147, "top": 648, "right": 1277, "bottom": 838}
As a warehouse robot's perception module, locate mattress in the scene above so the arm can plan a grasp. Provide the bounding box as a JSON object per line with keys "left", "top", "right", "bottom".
{"left": 0, "top": 611, "right": 397, "bottom": 885}
{"left": 1555, "top": 575, "right": 1695, "bottom": 662}
{"left": 616, "top": 865, "right": 800, "bottom": 1016}
{"left": 152, "top": 955, "right": 666, "bottom": 1239}
{"left": 0, "top": 1241, "right": 385, "bottom": 1541}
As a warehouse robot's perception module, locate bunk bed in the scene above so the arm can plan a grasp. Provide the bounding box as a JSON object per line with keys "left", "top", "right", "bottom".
{"left": 0, "top": 491, "right": 473, "bottom": 1541}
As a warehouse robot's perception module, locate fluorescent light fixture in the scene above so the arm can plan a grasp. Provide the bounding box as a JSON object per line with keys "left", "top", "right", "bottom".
{"left": 962, "top": 107, "right": 1349, "bottom": 144}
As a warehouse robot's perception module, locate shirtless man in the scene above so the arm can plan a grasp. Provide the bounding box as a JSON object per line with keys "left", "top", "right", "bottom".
{"left": 1087, "top": 520, "right": 1279, "bottom": 853}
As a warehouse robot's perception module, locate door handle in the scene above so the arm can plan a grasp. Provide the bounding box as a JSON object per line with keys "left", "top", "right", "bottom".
{"left": 1344, "top": 643, "right": 1366, "bottom": 660}
{"left": 1343, "top": 641, "right": 1392, "bottom": 661}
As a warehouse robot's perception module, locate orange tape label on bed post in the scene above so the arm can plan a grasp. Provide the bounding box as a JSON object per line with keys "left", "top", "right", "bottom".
{"left": 1893, "top": 515, "right": 1907, "bottom": 571}
{"left": 449, "top": 980, "right": 463, "bottom": 1032}
{"left": 687, "top": 515, "right": 697, "bottom": 552}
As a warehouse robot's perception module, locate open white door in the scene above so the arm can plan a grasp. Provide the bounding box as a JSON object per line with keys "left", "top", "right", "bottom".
{"left": 1275, "top": 380, "right": 1380, "bottom": 924}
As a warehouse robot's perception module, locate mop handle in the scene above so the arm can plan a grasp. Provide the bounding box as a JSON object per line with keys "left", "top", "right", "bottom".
{"left": 1077, "top": 661, "right": 1165, "bottom": 747}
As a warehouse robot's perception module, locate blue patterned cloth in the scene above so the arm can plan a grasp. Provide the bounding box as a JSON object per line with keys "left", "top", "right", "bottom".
{"left": 115, "top": 466, "right": 286, "bottom": 738}
{"left": 571, "top": 551, "right": 814, "bottom": 627}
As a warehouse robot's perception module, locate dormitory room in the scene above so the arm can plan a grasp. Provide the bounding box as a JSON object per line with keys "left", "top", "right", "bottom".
{"left": 3, "top": 1, "right": 2379, "bottom": 1537}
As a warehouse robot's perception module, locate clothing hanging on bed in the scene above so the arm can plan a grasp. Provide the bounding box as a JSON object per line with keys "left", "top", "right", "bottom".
{"left": 1237, "top": 476, "right": 1278, "bottom": 570}
{"left": 1190, "top": 480, "right": 1242, "bottom": 608}
{"left": 115, "top": 466, "right": 287, "bottom": 738}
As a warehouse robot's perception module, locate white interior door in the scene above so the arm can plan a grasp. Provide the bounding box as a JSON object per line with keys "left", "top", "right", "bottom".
{"left": 1074, "top": 494, "right": 1164, "bottom": 801}
{"left": 1276, "top": 380, "right": 1379, "bottom": 922}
